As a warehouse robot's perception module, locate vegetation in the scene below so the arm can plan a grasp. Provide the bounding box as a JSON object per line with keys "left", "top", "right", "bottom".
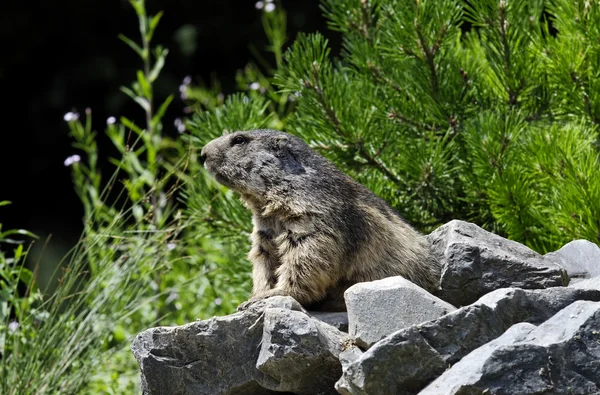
{"left": 1, "top": 0, "right": 599, "bottom": 392}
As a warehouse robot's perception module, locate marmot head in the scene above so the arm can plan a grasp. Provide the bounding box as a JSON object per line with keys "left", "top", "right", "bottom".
{"left": 200, "top": 129, "right": 308, "bottom": 198}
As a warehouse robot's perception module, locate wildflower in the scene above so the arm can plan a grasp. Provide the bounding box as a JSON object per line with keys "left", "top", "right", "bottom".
{"left": 64, "top": 154, "right": 81, "bottom": 167}
{"left": 179, "top": 84, "right": 188, "bottom": 100}
{"left": 106, "top": 116, "right": 116, "bottom": 125}
{"left": 182, "top": 75, "right": 192, "bottom": 86}
{"left": 8, "top": 321, "right": 19, "bottom": 333}
{"left": 255, "top": 1, "right": 264, "bottom": 9}
{"left": 174, "top": 118, "right": 186, "bottom": 133}
{"left": 63, "top": 111, "right": 79, "bottom": 122}
{"left": 214, "top": 298, "right": 222, "bottom": 306}
{"left": 167, "top": 242, "right": 176, "bottom": 250}
{"left": 249, "top": 82, "right": 260, "bottom": 91}
{"left": 265, "top": 2, "right": 275, "bottom": 12}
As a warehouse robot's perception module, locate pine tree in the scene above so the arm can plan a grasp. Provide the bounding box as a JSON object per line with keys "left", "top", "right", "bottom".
{"left": 189, "top": 0, "right": 600, "bottom": 255}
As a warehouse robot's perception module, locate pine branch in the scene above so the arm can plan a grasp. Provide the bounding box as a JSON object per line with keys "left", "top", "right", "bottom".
{"left": 387, "top": 109, "right": 436, "bottom": 132}
{"left": 360, "top": 0, "right": 374, "bottom": 46}
{"left": 305, "top": 63, "right": 404, "bottom": 186}
{"left": 368, "top": 62, "right": 404, "bottom": 94}
{"left": 497, "top": 2, "right": 522, "bottom": 106}
{"left": 414, "top": 19, "right": 440, "bottom": 103}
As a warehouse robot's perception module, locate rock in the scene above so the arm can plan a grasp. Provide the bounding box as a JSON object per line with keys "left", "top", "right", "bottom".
{"left": 131, "top": 296, "right": 303, "bottom": 395}
{"left": 256, "top": 308, "right": 348, "bottom": 395}
{"left": 571, "top": 276, "right": 600, "bottom": 291}
{"left": 344, "top": 276, "right": 456, "bottom": 349}
{"left": 428, "top": 220, "right": 569, "bottom": 306}
{"left": 335, "top": 342, "right": 365, "bottom": 395}
{"left": 421, "top": 301, "right": 600, "bottom": 395}
{"left": 545, "top": 239, "right": 600, "bottom": 282}
{"left": 308, "top": 311, "right": 349, "bottom": 332}
{"left": 335, "top": 286, "right": 600, "bottom": 395}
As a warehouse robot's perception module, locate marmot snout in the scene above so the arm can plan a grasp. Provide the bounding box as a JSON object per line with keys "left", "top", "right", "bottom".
{"left": 201, "top": 129, "right": 440, "bottom": 311}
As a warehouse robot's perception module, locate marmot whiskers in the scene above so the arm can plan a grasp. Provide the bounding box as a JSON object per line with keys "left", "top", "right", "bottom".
{"left": 200, "top": 129, "right": 440, "bottom": 311}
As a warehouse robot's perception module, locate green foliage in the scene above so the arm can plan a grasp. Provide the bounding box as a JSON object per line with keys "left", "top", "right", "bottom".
{"left": 267, "top": 0, "right": 600, "bottom": 249}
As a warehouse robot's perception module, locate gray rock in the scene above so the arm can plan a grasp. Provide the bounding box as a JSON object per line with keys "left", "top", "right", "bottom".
{"left": 335, "top": 286, "right": 600, "bottom": 395}
{"left": 131, "top": 296, "right": 302, "bottom": 395}
{"left": 421, "top": 301, "right": 600, "bottom": 395}
{"left": 344, "top": 276, "right": 456, "bottom": 349}
{"left": 308, "top": 311, "right": 349, "bottom": 332}
{"left": 336, "top": 342, "right": 365, "bottom": 395}
{"left": 571, "top": 276, "right": 600, "bottom": 291}
{"left": 545, "top": 239, "right": 600, "bottom": 282}
{"left": 428, "top": 220, "right": 569, "bottom": 306}
{"left": 256, "top": 307, "right": 348, "bottom": 395}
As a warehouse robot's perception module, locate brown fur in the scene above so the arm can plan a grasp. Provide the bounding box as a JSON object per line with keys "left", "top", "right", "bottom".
{"left": 200, "top": 129, "right": 440, "bottom": 311}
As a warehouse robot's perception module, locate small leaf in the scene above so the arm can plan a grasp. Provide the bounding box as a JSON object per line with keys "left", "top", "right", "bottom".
{"left": 0, "top": 201, "right": 11, "bottom": 207}
{"left": 0, "top": 229, "right": 38, "bottom": 240}
{"left": 147, "top": 11, "right": 164, "bottom": 41}
{"left": 120, "top": 86, "right": 137, "bottom": 100}
{"left": 137, "top": 70, "right": 152, "bottom": 98}
{"left": 152, "top": 95, "right": 174, "bottom": 127}
{"left": 18, "top": 266, "right": 34, "bottom": 286}
{"left": 120, "top": 116, "right": 145, "bottom": 136}
{"left": 129, "top": 0, "right": 146, "bottom": 19}
{"left": 134, "top": 97, "right": 151, "bottom": 112}
{"left": 118, "top": 34, "right": 143, "bottom": 58}
{"left": 13, "top": 244, "right": 24, "bottom": 261}
{"left": 148, "top": 49, "right": 168, "bottom": 82}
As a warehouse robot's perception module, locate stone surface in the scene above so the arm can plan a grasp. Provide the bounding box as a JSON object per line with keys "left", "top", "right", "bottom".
{"left": 256, "top": 307, "right": 348, "bottom": 395}
{"left": 308, "top": 311, "right": 349, "bottom": 332}
{"left": 571, "top": 276, "right": 600, "bottom": 291}
{"left": 428, "top": 220, "right": 569, "bottom": 306}
{"left": 545, "top": 239, "right": 600, "bottom": 282}
{"left": 421, "top": 301, "right": 600, "bottom": 395}
{"left": 335, "top": 286, "right": 600, "bottom": 395}
{"left": 132, "top": 296, "right": 303, "bottom": 395}
{"left": 344, "top": 276, "right": 456, "bottom": 349}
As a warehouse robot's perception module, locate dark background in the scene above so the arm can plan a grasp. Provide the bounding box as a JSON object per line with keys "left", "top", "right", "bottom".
{"left": 0, "top": 0, "right": 338, "bottom": 258}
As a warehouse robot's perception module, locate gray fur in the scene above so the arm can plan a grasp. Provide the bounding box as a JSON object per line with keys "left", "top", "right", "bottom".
{"left": 200, "top": 129, "right": 440, "bottom": 311}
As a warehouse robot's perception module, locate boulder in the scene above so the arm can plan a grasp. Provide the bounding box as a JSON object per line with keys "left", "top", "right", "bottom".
{"left": 428, "top": 220, "right": 569, "bottom": 306}
{"left": 131, "top": 296, "right": 347, "bottom": 395}
{"left": 421, "top": 301, "right": 600, "bottom": 394}
{"left": 344, "top": 276, "right": 456, "bottom": 349}
{"left": 545, "top": 239, "right": 600, "bottom": 282}
{"left": 257, "top": 308, "right": 347, "bottom": 394}
{"left": 571, "top": 276, "right": 600, "bottom": 291}
{"left": 335, "top": 286, "right": 600, "bottom": 395}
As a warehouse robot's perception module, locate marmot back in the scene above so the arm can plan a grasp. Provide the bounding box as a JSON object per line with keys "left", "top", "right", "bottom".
{"left": 200, "top": 129, "right": 440, "bottom": 311}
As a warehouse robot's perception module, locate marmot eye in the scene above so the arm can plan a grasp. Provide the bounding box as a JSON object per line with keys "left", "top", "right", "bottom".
{"left": 232, "top": 135, "right": 247, "bottom": 146}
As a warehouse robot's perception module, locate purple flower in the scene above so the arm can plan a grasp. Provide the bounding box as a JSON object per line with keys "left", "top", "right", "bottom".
{"left": 174, "top": 118, "right": 186, "bottom": 133}
{"left": 8, "top": 321, "right": 19, "bottom": 333}
{"left": 63, "top": 112, "right": 79, "bottom": 122}
{"left": 64, "top": 155, "right": 81, "bottom": 167}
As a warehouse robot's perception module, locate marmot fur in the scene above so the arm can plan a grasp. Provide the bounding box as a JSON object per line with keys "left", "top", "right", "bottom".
{"left": 200, "top": 129, "right": 440, "bottom": 311}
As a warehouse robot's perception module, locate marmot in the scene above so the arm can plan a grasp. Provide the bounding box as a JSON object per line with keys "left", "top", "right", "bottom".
{"left": 200, "top": 129, "right": 440, "bottom": 311}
